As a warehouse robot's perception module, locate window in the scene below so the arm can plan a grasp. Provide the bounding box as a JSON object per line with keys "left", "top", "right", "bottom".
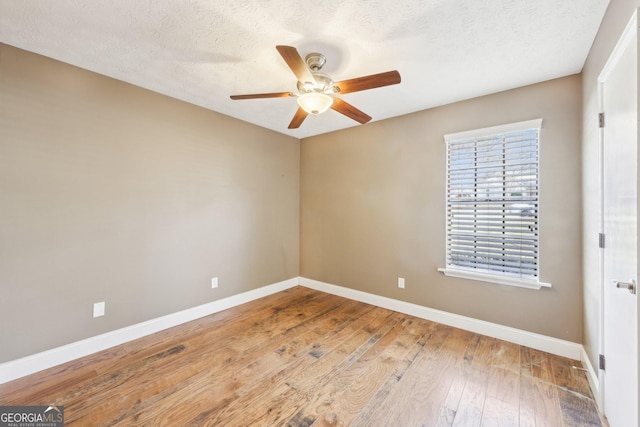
{"left": 439, "top": 119, "right": 550, "bottom": 289}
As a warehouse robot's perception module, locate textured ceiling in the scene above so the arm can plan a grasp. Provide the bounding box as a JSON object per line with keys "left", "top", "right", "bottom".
{"left": 0, "top": 0, "right": 609, "bottom": 139}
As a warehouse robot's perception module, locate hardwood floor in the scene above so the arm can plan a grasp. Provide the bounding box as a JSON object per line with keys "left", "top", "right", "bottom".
{"left": 0, "top": 286, "right": 604, "bottom": 426}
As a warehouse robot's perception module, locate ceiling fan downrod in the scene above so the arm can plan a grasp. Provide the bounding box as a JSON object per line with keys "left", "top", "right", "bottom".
{"left": 304, "top": 52, "right": 326, "bottom": 71}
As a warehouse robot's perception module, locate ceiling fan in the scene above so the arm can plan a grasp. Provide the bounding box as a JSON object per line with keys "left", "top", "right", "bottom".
{"left": 230, "top": 46, "right": 401, "bottom": 129}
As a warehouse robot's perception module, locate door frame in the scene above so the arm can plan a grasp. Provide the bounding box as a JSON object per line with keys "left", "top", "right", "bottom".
{"left": 596, "top": 7, "right": 640, "bottom": 421}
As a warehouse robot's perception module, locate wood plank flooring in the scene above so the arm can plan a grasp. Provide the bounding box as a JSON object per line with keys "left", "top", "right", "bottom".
{"left": 0, "top": 286, "right": 604, "bottom": 426}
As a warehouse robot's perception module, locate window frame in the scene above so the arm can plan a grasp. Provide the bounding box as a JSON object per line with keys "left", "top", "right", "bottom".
{"left": 438, "top": 119, "right": 551, "bottom": 290}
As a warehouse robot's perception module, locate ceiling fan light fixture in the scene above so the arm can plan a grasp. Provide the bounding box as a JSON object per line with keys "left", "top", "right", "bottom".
{"left": 297, "top": 92, "right": 333, "bottom": 115}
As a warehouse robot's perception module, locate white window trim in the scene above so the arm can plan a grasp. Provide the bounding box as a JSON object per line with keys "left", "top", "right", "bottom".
{"left": 437, "top": 267, "right": 551, "bottom": 290}
{"left": 444, "top": 119, "right": 543, "bottom": 143}
{"left": 439, "top": 118, "right": 552, "bottom": 290}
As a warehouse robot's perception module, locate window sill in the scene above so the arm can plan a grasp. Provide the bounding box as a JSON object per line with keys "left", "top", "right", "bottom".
{"left": 437, "top": 268, "right": 552, "bottom": 290}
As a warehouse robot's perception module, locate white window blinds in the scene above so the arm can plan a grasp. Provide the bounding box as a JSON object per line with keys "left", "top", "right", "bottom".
{"left": 444, "top": 119, "right": 541, "bottom": 282}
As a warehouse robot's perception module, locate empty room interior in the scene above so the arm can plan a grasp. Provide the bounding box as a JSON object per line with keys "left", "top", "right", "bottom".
{"left": 0, "top": 0, "right": 639, "bottom": 426}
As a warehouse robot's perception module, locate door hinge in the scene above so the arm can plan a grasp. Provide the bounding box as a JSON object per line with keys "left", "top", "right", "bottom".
{"left": 599, "top": 112, "right": 605, "bottom": 128}
{"left": 599, "top": 233, "right": 605, "bottom": 248}
{"left": 599, "top": 354, "right": 606, "bottom": 370}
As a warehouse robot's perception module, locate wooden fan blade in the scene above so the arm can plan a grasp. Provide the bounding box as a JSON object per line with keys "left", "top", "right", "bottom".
{"left": 288, "top": 107, "right": 309, "bottom": 129}
{"left": 230, "top": 92, "right": 294, "bottom": 100}
{"left": 276, "top": 45, "right": 316, "bottom": 84}
{"left": 331, "top": 98, "right": 371, "bottom": 124}
{"left": 334, "top": 70, "right": 401, "bottom": 94}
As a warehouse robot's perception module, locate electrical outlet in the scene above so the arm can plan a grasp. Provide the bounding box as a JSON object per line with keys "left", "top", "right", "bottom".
{"left": 93, "top": 301, "right": 105, "bottom": 318}
{"left": 398, "top": 278, "right": 405, "bottom": 289}
{"left": 211, "top": 277, "right": 218, "bottom": 288}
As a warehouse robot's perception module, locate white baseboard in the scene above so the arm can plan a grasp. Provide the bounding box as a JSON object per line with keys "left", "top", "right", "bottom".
{"left": 581, "top": 346, "right": 603, "bottom": 410}
{"left": 0, "top": 277, "right": 299, "bottom": 385}
{"left": 1, "top": 276, "right": 591, "bottom": 389}
{"left": 299, "top": 277, "right": 584, "bottom": 360}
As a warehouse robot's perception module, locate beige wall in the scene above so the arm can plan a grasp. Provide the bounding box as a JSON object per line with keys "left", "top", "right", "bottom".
{"left": 301, "top": 75, "right": 583, "bottom": 342}
{"left": 1, "top": 27, "right": 600, "bottom": 363}
{"left": 581, "top": 0, "right": 640, "bottom": 372}
{"left": 0, "top": 44, "right": 300, "bottom": 362}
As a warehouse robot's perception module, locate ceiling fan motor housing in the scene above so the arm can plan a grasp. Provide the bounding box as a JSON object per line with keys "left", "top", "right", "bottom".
{"left": 297, "top": 72, "right": 334, "bottom": 95}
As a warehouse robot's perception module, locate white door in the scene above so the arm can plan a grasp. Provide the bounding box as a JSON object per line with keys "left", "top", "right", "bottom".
{"left": 600, "top": 10, "right": 639, "bottom": 427}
